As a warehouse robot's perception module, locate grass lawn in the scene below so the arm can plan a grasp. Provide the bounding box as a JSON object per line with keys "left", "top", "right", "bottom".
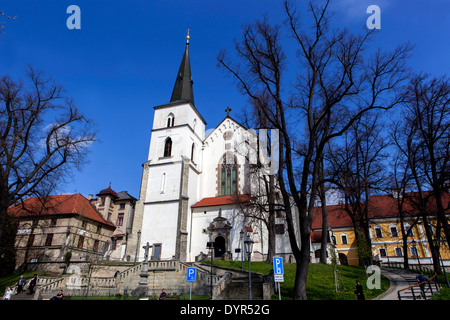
{"left": 1, "top": 262, "right": 390, "bottom": 300}
{"left": 209, "top": 260, "right": 390, "bottom": 300}
{"left": 0, "top": 270, "right": 47, "bottom": 293}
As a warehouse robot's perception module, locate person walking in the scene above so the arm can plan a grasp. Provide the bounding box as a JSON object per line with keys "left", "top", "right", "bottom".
{"left": 354, "top": 281, "right": 365, "bottom": 300}
{"left": 3, "top": 287, "right": 13, "bottom": 300}
{"left": 27, "top": 274, "right": 38, "bottom": 295}
{"left": 17, "top": 275, "right": 26, "bottom": 294}
{"left": 416, "top": 272, "right": 428, "bottom": 299}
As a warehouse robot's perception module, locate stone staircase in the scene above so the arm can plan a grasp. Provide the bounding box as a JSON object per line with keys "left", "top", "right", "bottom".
{"left": 396, "top": 271, "right": 441, "bottom": 300}
{"left": 5, "top": 260, "right": 274, "bottom": 300}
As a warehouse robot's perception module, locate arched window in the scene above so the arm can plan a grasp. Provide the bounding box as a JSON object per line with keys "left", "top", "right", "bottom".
{"left": 163, "top": 137, "right": 172, "bottom": 157}
{"left": 218, "top": 153, "right": 237, "bottom": 196}
{"left": 167, "top": 113, "right": 174, "bottom": 127}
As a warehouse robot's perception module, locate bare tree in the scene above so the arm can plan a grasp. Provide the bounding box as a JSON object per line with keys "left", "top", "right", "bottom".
{"left": 326, "top": 113, "right": 389, "bottom": 266}
{"left": 218, "top": 0, "right": 411, "bottom": 299}
{"left": 391, "top": 74, "right": 450, "bottom": 273}
{"left": 0, "top": 67, "right": 96, "bottom": 275}
{"left": 404, "top": 74, "right": 450, "bottom": 247}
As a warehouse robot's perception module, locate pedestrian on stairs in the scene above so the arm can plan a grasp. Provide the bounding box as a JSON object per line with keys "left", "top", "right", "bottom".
{"left": 27, "top": 274, "right": 38, "bottom": 295}
{"left": 416, "top": 272, "right": 428, "bottom": 299}
{"left": 17, "top": 275, "right": 26, "bottom": 294}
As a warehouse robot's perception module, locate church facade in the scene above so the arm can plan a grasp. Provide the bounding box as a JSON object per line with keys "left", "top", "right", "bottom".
{"left": 129, "top": 34, "right": 295, "bottom": 263}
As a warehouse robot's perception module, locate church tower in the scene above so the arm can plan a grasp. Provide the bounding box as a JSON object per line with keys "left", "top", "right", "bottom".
{"left": 132, "top": 32, "right": 206, "bottom": 262}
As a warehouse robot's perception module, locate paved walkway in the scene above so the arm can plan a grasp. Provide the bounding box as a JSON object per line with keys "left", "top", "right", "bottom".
{"left": 372, "top": 268, "right": 418, "bottom": 300}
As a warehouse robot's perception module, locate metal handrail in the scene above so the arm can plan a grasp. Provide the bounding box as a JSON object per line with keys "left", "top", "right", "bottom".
{"left": 397, "top": 272, "right": 440, "bottom": 300}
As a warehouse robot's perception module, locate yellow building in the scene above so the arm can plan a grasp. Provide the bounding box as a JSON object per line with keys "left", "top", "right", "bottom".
{"left": 312, "top": 191, "right": 450, "bottom": 267}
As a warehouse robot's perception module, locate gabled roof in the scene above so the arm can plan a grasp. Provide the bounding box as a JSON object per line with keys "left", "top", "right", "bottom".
{"left": 8, "top": 193, "right": 115, "bottom": 227}
{"left": 192, "top": 194, "right": 251, "bottom": 208}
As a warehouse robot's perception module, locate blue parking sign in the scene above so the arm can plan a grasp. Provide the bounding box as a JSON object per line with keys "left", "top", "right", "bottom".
{"left": 186, "top": 267, "right": 196, "bottom": 282}
{"left": 273, "top": 257, "right": 283, "bottom": 275}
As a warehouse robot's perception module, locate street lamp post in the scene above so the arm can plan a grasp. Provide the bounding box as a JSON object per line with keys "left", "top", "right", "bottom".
{"left": 244, "top": 235, "right": 254, "bottom": 300}
{"left": 207, "top": 241, "right": 216, "bottom": 298}
{"left": 134, "top": 230, "right": 141, "bottom": 263}
{"left": 412, "top": 240, "right": 422, "bottom": 272}
{"left": 240, "top": 230, "right": 244, "bottom": 270}
{"left": 384, "top": 243, "right": 390, "bottom": 267}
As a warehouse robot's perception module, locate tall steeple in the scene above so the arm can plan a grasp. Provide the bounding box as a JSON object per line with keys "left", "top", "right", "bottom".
{"left": 170, "top": 30, "right": 195, "bottom": 105}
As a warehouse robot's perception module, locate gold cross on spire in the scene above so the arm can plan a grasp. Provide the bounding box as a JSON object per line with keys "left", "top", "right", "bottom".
{"left": 186, "top": 28, "right": 190, "bottom": 44}
{"left": 225, "top": 106, "right": 232, "bottom": 117}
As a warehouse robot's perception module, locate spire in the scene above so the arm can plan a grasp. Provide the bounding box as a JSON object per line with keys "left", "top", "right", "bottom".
{"left": 170, "top": 30, "right": 195, "bottom": 105}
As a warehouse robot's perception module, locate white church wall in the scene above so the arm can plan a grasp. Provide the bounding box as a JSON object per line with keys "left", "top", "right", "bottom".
{"left": 153, "top": 102, "right": 205, "bottom": 138}
{"left": 140, "top": 201, "right": 179, "bottom": 260}
{"left": 145, "top": 162, "right": 182, "bottom": 201}
{"left": 189, "top": 205, "right": 270, "bottom": 262}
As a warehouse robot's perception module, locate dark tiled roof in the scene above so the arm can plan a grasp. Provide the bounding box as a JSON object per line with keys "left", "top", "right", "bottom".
{"left": 97, "top": 186, "right": 118, "bottom": 198}
{"left": 9, "top": 193, "right": 115, "bottom": 227}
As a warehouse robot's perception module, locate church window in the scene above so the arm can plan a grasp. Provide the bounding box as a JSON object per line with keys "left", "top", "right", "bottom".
{"left": 219, "top": 153, "right": 237, "bottom": 196}
{"left": 160, "top": 173, "right": 166, "bottom": 193}
{"left": 224, "top": 131, "right": 233, "bottom": 140}
{"left": 167, "top": 113, "right": 175, "bottom": 127}
{"left": 191, "top": 143, "right": 195, "bottom": 162}
{"left": 164, "top": 137, "right": 172, "bottom": 157}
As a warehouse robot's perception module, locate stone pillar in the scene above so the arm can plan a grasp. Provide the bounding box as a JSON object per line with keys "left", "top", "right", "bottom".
{"left": 132, "top": 242, "right": 151, "bottom": 297}
{"left": 175, "top": 157, "right": 190, "bottom": 262}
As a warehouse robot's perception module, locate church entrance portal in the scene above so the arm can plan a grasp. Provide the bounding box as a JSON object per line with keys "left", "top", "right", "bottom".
{"left": 214, "top": 236, "right": 226, "bottom": 258}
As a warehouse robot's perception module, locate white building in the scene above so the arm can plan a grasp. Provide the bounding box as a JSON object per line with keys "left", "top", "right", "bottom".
{"left": 131, "top": 34, "right": 296, "bottom": 262}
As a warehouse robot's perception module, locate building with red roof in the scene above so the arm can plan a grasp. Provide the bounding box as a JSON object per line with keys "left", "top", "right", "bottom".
{"left": 310, "top": 191, "right": 450, "bottom": 266}
{"left": 9, "top": 193, "right": 116, "bottom": 272}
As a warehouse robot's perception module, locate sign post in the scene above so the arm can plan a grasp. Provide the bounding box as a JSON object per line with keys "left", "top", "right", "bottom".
{"left": 273, "top": 257, "right": 284, "bottom": 300}
{"left": 186, "top": 267, "right": 197, "bottom": 300}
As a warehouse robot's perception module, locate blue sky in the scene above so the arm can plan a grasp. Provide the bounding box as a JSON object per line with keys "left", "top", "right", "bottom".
{"left": 1, "top": 0, "right": 449, "bottom": 199}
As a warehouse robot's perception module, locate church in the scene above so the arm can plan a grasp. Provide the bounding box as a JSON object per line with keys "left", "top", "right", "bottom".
{"left": 129, "top": 33, "right": 295, "bottom": 263}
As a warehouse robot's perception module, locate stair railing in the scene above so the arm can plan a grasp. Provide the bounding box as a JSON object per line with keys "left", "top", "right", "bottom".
{"left": 397, "top": 272, "right": 440, "bottom": 300}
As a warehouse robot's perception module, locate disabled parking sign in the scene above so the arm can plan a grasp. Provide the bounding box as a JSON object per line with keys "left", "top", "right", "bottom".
{"left": 273, "top": 257, "right": 284, "bottom": 282}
